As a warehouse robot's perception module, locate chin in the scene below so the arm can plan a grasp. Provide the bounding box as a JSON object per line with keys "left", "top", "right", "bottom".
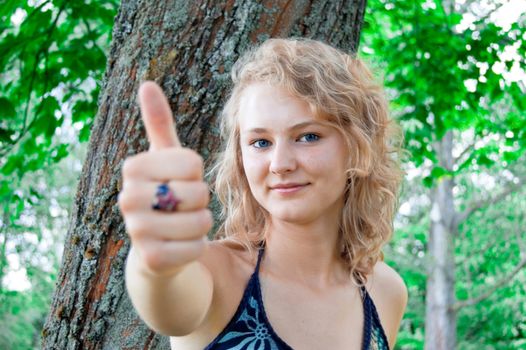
{"left": 268, "top": 207, "right": 316, "bottom": 224}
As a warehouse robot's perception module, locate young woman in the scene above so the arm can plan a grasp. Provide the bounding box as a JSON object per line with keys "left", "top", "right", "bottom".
{"left": 119, "top": 38, "right": 407, "bottom": 350}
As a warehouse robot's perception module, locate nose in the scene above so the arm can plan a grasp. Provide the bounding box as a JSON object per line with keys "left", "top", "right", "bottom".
{"left": 269, "top": 141, "right": 297, "bottom": 174}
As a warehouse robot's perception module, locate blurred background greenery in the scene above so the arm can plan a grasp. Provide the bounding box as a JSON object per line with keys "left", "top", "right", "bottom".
{"left": 0, "top": 1, "right": 118, "bottom": 348}
{"left": 0, "top": 0, "right": 524, "bottom": 349}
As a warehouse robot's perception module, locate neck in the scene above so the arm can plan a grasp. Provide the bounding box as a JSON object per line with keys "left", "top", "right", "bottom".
{"left": 262, "top": 218, "right": 348, "bottom": 290}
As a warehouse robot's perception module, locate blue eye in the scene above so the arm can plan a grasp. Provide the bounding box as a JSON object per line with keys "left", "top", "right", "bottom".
{"left": 299, "top": 133, "right": 320, "bottom": 142}
{"left": 252, "top": 139, "right": 271, "bottom": 148}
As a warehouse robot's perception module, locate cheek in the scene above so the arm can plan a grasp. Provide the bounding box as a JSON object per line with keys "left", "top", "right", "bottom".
{"left": 303, "top": 148, "right": 345, "bottom": 171}
{"left": 242, "top": 152, "right": 266, "bottom": 184}
{"left": 305, "top": 147, "right": 348, "bottom": 182}
{"left": 302, "top": 149, "right": 325, "bottom": 167}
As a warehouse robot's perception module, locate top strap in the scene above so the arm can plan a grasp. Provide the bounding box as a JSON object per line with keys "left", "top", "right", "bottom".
{"left": 255, "top": 245, "right": 265, "bottom": 274}
{"left": 359, "top": 285, "right": 368, "bottom": 300}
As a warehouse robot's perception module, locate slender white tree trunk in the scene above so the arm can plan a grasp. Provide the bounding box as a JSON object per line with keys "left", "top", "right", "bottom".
{"left": 425, "top": 130, "right": 457, "bottom": 350}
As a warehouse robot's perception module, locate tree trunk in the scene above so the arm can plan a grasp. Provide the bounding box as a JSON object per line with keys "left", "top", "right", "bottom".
{"left": 425, "top": 130, "right": 457, "bottom": 350}
{"left": 42, "top": 1, "right": 367, "bottom": 348}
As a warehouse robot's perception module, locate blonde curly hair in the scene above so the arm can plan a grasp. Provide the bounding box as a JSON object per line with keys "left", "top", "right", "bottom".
{"left": 209, "top": 38, "right": 404, "bottom": 286}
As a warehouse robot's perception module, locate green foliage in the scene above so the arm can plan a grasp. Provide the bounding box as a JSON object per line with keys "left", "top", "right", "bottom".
{"left": 0, "top": 0, "right": 118, "bottom": 224}
{"left": 0, "top": 265, "right": 58, "bottom": 349}
{"left": 385, "top": 178, "right": 429, "bottom": 349}
{"left": 362, "top": 0, "right": 526, "bottom": 186}
{"left": 0, "top": 148, "right": 85, "bottom": 349}
{"left": 362, "top": 0, "right": 526, "bottom": 348}
{"left": 455, "top": 163, "right": 526, "bottom": 349}
{"left": 0, "top": 1, "right": 118, "bottom": 348}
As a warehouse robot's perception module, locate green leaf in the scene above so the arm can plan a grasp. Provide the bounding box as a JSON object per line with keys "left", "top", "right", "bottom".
{"left": 1, "top": 153, "right": 23, "bottom": 176}
{"left": 72, "top": 100, "right": 94, "bottom": 123}
{"left": 51, "top": 143, "right": 69, "bottom": 162}
{"left": 0, "top": 97, "right": 16, "bottom": 118}
{"left": 79, "top": 122, "right": 92, "bottom": 142}
{"left": 29, "top": 186, "right": 43, "bottom": 200}
{"left": 430, "top": 166, "right": 450, "bottom": 180}
{"left": 32, "top": 96, "right": 60, "bottom": 138}
{"left": 0, "top": 127, "right": 16, "bottom": 143}
{"left": 423, "top": 175, "right": 433, "bottom": 188}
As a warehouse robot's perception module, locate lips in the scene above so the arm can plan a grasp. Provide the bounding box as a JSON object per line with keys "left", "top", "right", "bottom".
{"left": 271, "top": 182, "right": 309, "bottom": 189}
{"left": 269, "top": 183, "right": 311, "bottom": 197}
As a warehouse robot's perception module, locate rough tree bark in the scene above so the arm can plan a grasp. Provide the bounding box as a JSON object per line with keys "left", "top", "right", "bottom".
{"left": 42, "top": 1, "right": 367, "bottom": 349}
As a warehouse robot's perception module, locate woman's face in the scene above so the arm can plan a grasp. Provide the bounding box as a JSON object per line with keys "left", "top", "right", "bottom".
{"left": 238, "top": 82, "right": 349, "bottom": 224}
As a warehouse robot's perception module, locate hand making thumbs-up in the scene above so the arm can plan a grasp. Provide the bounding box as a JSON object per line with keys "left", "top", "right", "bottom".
{"left": 118, "top": 81, "right": 213, "bottom": 277}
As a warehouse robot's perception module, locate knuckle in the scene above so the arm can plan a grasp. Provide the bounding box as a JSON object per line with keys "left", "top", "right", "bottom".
{"left": 122, "top": 156, "right": 139, "bottom": 178}
{"left": 198, "top": 182, "right": 210, "bottom": 206}
{"left": 198, "top": 209, "right": 213, "bottom": 231}
{"left": 117, "top": 191, "right": 129, "bottom": 212}
{"left": 117, "top": 189, "right": 140, "bottom": 213}
{"left": 126, "top": 215, "right": 149, "bottom": 239}
{"left": 143, "top": 247, "right": 164, "bottom": 271}
{"left": 184, "top": 149, "right": 204, "bottom": 176}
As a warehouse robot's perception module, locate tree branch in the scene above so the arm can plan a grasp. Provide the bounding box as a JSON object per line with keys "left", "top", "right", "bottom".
{"left": 457, "top": 232, "right": 501, "bottom": 264}
{"left": 513, "top": 212, "right": 526, "bottom": 256}
{"left": 461, "top": 253, "right": 474, "bottom": 301}
{"left": 0, "top": 207, "right": 11, "bottom": 288}
{"left": 452, "top": 255, "right": 526, "bottom": 311}
{"left": 453, "top": 142, "right": 475, "bottom": 165}
{"left": 455, "top": 176, "right": 526, "bottom": 225}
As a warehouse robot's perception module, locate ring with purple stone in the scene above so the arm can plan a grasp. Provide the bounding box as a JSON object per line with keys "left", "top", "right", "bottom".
{"left": 152, "top": 183, "right": 181, "bottom": 212}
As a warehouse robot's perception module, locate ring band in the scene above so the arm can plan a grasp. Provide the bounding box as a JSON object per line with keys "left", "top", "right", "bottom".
{"left": 152, "top": 183, "right": 181, "bottom": 212}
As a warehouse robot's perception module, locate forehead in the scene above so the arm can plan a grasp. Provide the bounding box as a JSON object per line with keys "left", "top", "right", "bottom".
{"left": 238, "top": 82, "right": 322, "bottom": 132}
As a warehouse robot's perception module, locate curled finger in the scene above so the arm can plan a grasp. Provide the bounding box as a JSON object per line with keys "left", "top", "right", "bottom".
{"left": 125, "top": 209, "right": 213, "bottom": 241}
{"left": 119, "top": 180, "right": 209, "bottom": 213}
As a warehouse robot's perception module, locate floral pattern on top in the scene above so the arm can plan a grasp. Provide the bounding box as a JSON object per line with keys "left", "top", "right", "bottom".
{"left": 216, "top": 295, "right": 280, "bottom": 350}
{"left": 369, "top": 325, "right": 389, "bottom": 350}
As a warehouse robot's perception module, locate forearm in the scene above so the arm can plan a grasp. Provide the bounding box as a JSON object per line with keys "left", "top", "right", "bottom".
{"left": 125, "top": 247, "right": 213, "bottom": 336}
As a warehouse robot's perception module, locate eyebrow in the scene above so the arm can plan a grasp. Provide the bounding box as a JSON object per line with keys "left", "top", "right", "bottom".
{"left": 245, "top": 121, "right": 325, "bottom": 134}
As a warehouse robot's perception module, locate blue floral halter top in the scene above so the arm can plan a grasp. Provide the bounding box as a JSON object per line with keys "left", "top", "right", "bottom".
{"left": 204, "top": 246, "right": 390, "bottom": 350}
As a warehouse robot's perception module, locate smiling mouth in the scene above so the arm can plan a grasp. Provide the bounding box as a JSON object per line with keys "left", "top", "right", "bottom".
{"left": 271, "top": 182, "right": 310, "bottom": 189}
{"left": 271, "top": 183, "right": 309, "bottom": 193}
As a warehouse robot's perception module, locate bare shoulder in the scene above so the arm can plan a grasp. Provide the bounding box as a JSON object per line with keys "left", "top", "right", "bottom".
{"left": 201, "top": 237, "right": 253, "bottom": 263}
{"left": 201, "top": 239, "right": 235, "bottom": 264}
{"left": 198, "top": 238, "right": 255, "bottom": 288}
{"left": 367, "top": 260, "right": 408, "bottom": 307}
{"left": 365, "top": 260, "right": 408, "bottom": 349}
